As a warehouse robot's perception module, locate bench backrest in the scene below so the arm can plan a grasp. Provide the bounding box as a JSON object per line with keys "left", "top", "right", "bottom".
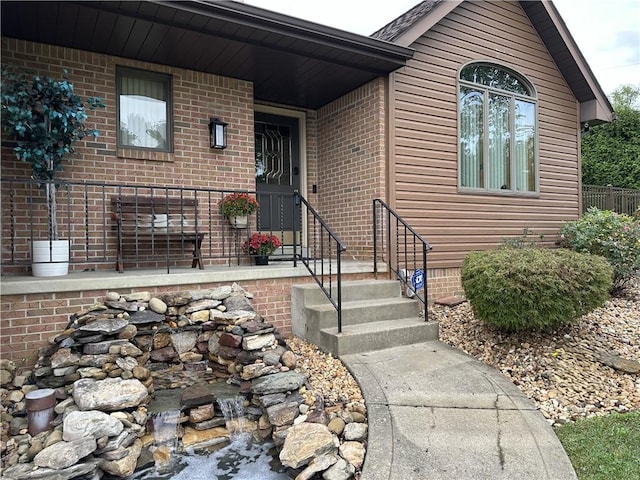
{"left": 112, "top": 196, "right": 199, "bottom": 233}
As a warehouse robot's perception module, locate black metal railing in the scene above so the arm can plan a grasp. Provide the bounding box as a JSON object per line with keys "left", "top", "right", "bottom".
{"left": 294, "top": 191, "right": 347, "bottom": 332}
{"left": 373, "top": 199, "right": 432, "bottom": 318}
{"left": 0, "top": 178, "right": 305, "bottom": 273}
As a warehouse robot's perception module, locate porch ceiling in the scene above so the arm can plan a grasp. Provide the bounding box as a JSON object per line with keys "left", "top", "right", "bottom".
{"left": 0, "top": 0, "right": 413, "bottom": 110}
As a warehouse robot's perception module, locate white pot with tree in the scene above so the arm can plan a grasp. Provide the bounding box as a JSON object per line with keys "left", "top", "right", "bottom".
{"left": 1, "top": 68, "right": 105, "bottom": 276}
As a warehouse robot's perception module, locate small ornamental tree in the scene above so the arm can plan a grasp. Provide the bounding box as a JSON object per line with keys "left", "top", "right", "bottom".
{"left": 1, "top": 68, "right": 105, "bottom": 240}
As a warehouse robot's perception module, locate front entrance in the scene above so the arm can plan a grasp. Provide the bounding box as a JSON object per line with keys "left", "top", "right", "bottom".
{"left": 254, "top": 112, "right": 301, "bottom": 246}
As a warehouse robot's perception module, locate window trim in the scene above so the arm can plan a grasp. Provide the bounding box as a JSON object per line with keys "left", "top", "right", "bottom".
{"left": 116, "top": 66, "right": 173, "bottom": 153}
{"left": 457, "top": 61, "right": 539, "bottom": 196}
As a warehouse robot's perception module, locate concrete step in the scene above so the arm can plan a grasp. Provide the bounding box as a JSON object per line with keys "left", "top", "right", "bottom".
{"left": 320, "top": 318, "right": 439, "bottom": 356}
{"left": 291, "top": 278, "right": 439, "bottom": 357}
{"left": 292, "top": 279, "right": 401, "bottom": 306}
{"left": 305, "top": 297, "right": 420, "bottom": 330}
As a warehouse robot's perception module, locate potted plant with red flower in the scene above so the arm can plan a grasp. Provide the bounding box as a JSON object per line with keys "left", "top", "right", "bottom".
{"left": 219, "top": 192, "right": 259, "bottom": 228}
{"left": 242, "top": 232, "right": 282, "bottom": 265}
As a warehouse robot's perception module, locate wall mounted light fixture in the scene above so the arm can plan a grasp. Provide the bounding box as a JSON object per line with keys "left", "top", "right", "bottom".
{"left": 209, "top": 117, "right": 228, "bottom": 149}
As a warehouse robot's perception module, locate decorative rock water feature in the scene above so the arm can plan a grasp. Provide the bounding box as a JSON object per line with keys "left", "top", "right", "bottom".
{"left": 0, "top": 284, "right": 368, "bottom": 479}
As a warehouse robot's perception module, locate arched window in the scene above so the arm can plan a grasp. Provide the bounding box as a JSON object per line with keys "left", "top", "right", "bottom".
{"left": 459, "top": 63, "right": 537, "bottom": 193}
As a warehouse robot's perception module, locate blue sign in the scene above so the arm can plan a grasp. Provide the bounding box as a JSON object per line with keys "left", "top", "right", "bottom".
{"left": 411, "top": 269, "right": 425, "bottom": 290}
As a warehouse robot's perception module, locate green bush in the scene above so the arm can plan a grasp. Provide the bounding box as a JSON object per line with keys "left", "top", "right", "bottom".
{"left": 461, "top": 248, "right": 612, "bottom": 332}
{"left": 558, "top": 207, "right": 640, "bottom": 294}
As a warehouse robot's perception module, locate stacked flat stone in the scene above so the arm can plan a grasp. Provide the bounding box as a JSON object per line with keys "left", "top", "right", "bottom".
{"left": 0, "top": 284, "right": 368, "bottom": 480}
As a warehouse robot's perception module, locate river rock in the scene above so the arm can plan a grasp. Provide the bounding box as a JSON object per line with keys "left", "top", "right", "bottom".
{"left": 296, "top": 453, "right": 339, "bottom": 480}
{"left": 281, "top": 350, "right": 298, "bottom": 369}
{"left": 181, "top": 426, "right": 228, "bottom": 449}
{"left": 161, "top": 292, "right": 193, "bottom": 307}
{"left": 101, "top": 438, "right": 142, "bottom": 477}
{"left": 339, "top": 441, "right": 365, "bottom": 468}
{"left": 95, "top": 429, "right": 138, "bottom": 454}
{"left": 79, "top": 318, "right": 129, "bottom": 335}
{"left": 596, "top": 352, "right": 640, "bottom": 374}
{"left": 251, "top": 371, "right": 307, "bottom": 395}
{"left": 323, "top": 457, "right": 356, "bottom": 480}
{"left": 266, "top": 401, "right": 300, "bottom": 427}
{"left": 2, "top": 458, "right": 101, "bottom": 480}
{"left": 190, "top": 310, "right": 210, "bottom": 322}
{"left": 116, "top": 356, "right": 138, "bottom": 372}
{"left": 241, "top": 363, "right": 278, "bottom": 380}
{"left": 219, "top": 333, "right": 243, "bottom": 348}
{"left": 120, "top": 342, "right": 144, "bottom": 357}
{"left": 83, "top": 339, "right": 129, "bottom": 355}
{"left": 327, "top": 417, "right": 346, "bottom": 435}
{"left": 148, "top": 297, "right": 168, "bottom": 314}
{"left": 118, "top": 324, "right": 138, "bottom": 340}
{"left": 50, "top": 349, "right": 81, "bottom": 369}
{"left": 279, "top": 422, "right": 338, "bottom": 469}
{"left": 189, "top": 403, "right": 215, "bottom": 423}
{"left": 34, "top": 437, "right": 97, "bottom": 469}
{"left": 127, "top": 309, "right": 165, "bottom": 325}
{"left": 123, "top": 292, "right": 151, "bottom": 302}
{"left": 243, "top": 333, "right": 275, "bottom": 351}
{"left": 150, "top": 346, "right": 175, "bottom": 362}
{"left": 171, "top": 331, "right": 198, "bottom": 354}
{"left": 72, "top": 378, "right": 148, "bottom": 411}
{"left": 343, "top": 422, "right": 367, "bottom": 441}
{"left": 185, "top": 299, "right": 221, "bottom": 313}
{"left": 62, "top": 410, "right": 124, "bottom": 441}
{"left": 223, "top": 294, "right": 253, "bottom": 312}
{"left": 181, "top": 382, "right": 214, "bottom": 408}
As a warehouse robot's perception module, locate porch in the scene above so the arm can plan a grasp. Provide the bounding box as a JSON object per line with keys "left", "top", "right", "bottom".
{"left": 0, "top": 260, "right": 379, "bottom": 297}
{"left": 1, "top": 178, "right": 438, "bottom": 364}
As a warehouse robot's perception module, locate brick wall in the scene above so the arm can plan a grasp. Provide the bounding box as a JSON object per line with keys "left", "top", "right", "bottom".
{"left": 316, "top": 79, "right": 388, "bottom": 259}
{"left": 0, "top": 273, "right": 377, "bottom": 366}
{"left": 1, "top": 38, "right": 255, "bottom": 191}
{"left": 427, "top": 267, "right": 464, "bottom": 299}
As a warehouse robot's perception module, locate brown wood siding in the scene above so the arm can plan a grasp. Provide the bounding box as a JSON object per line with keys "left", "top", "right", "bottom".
{"left": 391, "top": 0, "right": 580, "bottom": 269}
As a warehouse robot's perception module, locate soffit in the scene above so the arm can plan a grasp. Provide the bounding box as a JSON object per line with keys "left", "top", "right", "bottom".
{"left": 0, "top": 0, "right": 413, "bottom": 110}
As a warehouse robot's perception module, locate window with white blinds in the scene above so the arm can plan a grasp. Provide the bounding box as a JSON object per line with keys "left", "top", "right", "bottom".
{"left": 117, "top": 67, "right": 172, "bottom": 151}
{"left": 459, "top": 63, "right": 537, "bottom": 194}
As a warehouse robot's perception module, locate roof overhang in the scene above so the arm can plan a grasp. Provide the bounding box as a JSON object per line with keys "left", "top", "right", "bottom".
{"left": 374, "top": 0, "right": 614, "bottom": 124}
{"left": 518, "top": 1, "right": 613, "bottom": 124}
{"left": 0, "top": 0, "right": 413, "bottom": 110}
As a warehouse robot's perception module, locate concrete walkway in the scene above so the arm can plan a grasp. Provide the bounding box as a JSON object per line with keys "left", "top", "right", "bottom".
{"left": 341, "top": 341, "right": 578, "bottom": 480}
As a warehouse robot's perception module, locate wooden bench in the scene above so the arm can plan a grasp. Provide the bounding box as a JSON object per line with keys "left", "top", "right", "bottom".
{"left": 112, "top": 195, "right": 204, "bottom": 273}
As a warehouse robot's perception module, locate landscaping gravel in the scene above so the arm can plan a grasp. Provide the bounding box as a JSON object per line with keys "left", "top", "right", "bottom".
{"left": 434, "top": 282, "right": 640, "bottom": 425}
{"left": 287, "top": 281, "right": 639, "bottom": 427}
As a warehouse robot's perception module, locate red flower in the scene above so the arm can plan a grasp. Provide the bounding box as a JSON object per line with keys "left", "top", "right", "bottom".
{"left": 242, "top": 233, "right": 282, "bottom": 256}
{"left": 219, "top": 193, "right": 259, "bottom": 217}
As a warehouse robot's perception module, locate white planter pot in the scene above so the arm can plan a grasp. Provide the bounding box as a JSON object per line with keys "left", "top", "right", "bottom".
{"left": 228, "top": 215, "right": 249, "bottom": 228}
{"left": 32, "top": 240, "right": 69, "bottom": 277}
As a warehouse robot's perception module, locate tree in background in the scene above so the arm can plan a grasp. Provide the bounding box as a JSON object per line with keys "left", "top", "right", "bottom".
{"left": 581, "top": 84, "right": 640, "bottom": 189}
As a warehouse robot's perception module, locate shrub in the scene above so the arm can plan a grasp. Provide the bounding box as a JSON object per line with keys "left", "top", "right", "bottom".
{"left": 558, "top": 207, "right": 640, "bottom": 294}
{"left": 500, "top": 227, "right": 545, "bottom": 249}
{"left": 461, "top": 248, "right": 612, "bottom": 332}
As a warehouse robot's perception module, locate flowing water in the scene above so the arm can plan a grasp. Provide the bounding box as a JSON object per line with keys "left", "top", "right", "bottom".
{"left": 125, "top": 394, "right": 291, "bottom": 479}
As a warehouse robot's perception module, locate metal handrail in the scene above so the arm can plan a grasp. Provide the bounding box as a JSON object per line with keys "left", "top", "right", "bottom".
{"left": 294, "top": 191, "right": 347, "bottom": 332}
{"left": 1, "top": 178, "right": 296, "bottom": 271}
{"left": 373, "top": 198, "right": 432, "bottom": 318}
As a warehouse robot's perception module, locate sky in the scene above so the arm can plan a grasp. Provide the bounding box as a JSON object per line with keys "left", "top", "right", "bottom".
{"left": 244, "top": 0, "right": 640, "bottom": 97}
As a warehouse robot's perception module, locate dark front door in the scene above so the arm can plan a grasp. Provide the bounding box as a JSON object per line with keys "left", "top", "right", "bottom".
{"left": 255, "top": 112, "right": 301, "bottom": 244}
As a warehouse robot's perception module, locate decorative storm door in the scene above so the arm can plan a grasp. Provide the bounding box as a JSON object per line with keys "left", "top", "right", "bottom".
{"left": 254, "top": 112, "right": 301, "bottom": 246}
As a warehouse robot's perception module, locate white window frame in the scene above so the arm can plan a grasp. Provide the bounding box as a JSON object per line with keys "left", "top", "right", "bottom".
{"left": 458, "top": 62, "right": 539, "bottom": 195}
